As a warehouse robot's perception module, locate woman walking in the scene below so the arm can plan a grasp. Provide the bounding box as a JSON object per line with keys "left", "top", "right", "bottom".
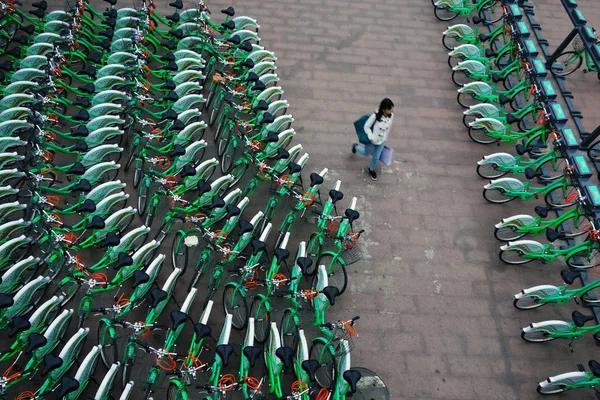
{"left": 352, "top": 98, "right": 394, "bottom": 181}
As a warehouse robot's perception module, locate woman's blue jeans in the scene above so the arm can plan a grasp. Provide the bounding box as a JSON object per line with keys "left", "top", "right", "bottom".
{"left": 356, "top": 143, "right": 384, "bottom": 171}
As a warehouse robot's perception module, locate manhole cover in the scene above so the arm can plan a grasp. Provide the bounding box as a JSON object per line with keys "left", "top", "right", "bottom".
{"left": 350, "top": 367, "right": 389, "bottom": 400}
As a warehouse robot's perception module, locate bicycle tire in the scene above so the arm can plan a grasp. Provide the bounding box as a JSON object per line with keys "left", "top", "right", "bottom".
{"left": 536, "top": 383, "right": 568, "bottom": 395}
{"left": 317, "top": 253, "right": 348, "bottom": 295}
{"left": 520, "top": 329, "right": 555, "bottom": 343}
{"left": 54, "top": 280, "right": 81, "bottom": 307}
{"left": 217, "top": 122, "right": 233, "bottom": 157}
{"left": 478, "top": 0, "right": 503, "bottom": 24}
{"left": 201, "top": 269, "right": 220, "bottom": 309}
{"left": 494, "top": 226, "right": 526, "bottom": 242}
{"left": 442, "top": 34, "right": 464, "bottom": 52}
{"left": 229, "top": 161, "right": 248, "bottom": 188}
{"left": 137, "top": 181, "right": 150, "bottom": 217}
{"left": 557, "top": 215, "right": 593, "bottom": 238}
{"left": 250, "top": 296, "right": 269, "bottom": 344}
{"left": 209, "top": 93, "right": 224, "bottom": 126}
{"left": 145, "top": 202, "right": 158, "bottom": 229}
{"left": 280, "top": 309, "right": 299, "bottom": 350}
{"left": 98, "top": 320, "right": 118, "bottom": 368}
{"left": 122, "top": 358, "right": 133, "bottom": 390}
{"left": 171, "top": 231, "right": 188, "bottom": 274}
{"left": 550, "top": 51, "right": 582, "bottom": 77}
{"left": 133, "top": 158, "right": 144, "bottom": 189}
{"left": 222, "top": 283, "right": 248, "bottom": 330}
{"left": 534, "top": 157, "right": 567, "bottom": 181}
{"left": 305, "top": 234, "right": 322, "bottom": 277}
{"left": 499, "top": 249, "right": 533, "bottom": 265}
{"left": 513, "top": 296, "right": 545, "bottom": 310}
{"left": 123, "top": 141, "right": 138, "bottom": 172}
{"left": 476, "top": 162, "right": 508, "bottom": 179}
{"left": 544, "top": 185, "right": 579, "bottom": 209}
{"left": 433, "top": 4, "right": 459, "bottom": 21}
{"left": 566, "top": 249, "right": 600, "bottom": 269}
{"left": 468, "top": 126, "right": 499, "bottom": 145}
{"left": 280, "top": 132, "right": 294, "bottom": 150}
{"left": 587, "top": 140, "right": 600, "bottom": 161}
{"left": 310, "top": 338, "right": 336, "bottom": 390}
{"left": 482, "top": 188, "right": 514, "bottom": 204}
{"left": 457, "top": 91, "right": 483, "bottom": 108}
{"left": 451, "top": 69, "right": 475, "bottom": 87}
{"left": 167, "top": 382, "right": 185, "bottom": 400}
{"left": 220, "top": 140, "right": 238, "bottom": 175}
{"left": 274, "top": 220, "right": 292, "bottom": 252}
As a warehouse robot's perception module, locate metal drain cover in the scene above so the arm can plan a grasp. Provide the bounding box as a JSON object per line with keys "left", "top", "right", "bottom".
{"left": 350, "top": 367, "right": 389, "bottom": 400}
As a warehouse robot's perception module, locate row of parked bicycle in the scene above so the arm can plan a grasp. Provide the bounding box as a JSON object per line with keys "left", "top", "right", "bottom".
{"left": 0, "top": 0, "right": 368, "bottom": 398}
{"left": 433, "top": 0, "right": 600, "bottom": 396}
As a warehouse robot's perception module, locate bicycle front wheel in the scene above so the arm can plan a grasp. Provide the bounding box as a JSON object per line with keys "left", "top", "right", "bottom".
{"left": 137, "top": 181, "right": 150, "bottom": 217}
{"left": 222, "top": 283, "right": 248, "bottom": 330}
{"left": 479, "top": 0, "right": 503, "bottom": 24}
{"left": 550, "top": 51, "right": 582, "bottom": 76}
{"left": 305, "top": 234, "right": 322, "bottom": 277}
{"left": 317, "top": 254, "right": 348, "bottom": 295}
{"left": 98, "top": 320, "right": 118, "bottom": 368}
{"left": 566, "top": 249, "right": 600, "bottom": 269}
{"left": 434, "top": 4, "right": 460, "bottom": 21}
{"left": 544, "top": 185, "right": 579, "bottom": 209}
{"left": 310, "top": 338, "right": 336, "bottom": 390}
{"left": 167, "top": 382, "right": 186, "bottom": 400}
{"left": 557, "top": 215, "right": 593, "bottom": 238}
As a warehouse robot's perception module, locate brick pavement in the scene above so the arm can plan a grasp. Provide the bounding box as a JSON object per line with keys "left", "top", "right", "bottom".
{"left": 11, "top": 0, "right": 600, "bottom": 398}
{"left": 202, "top": 0, "right": 600, "bottom": 398}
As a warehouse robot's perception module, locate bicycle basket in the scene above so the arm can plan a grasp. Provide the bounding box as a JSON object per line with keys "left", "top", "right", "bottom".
{"left": 342, "top": 244, "right": 363, "bottom": 266}
{"left": 573, "top": 35, "right": 585, "bottom": 51}
{"left": 332, "top": 331, "right": 355, "bottom": 357}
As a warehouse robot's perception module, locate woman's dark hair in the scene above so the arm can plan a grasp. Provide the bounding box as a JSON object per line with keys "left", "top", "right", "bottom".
{"left": 375, "top": 98, "right": 394, "bottom": 121}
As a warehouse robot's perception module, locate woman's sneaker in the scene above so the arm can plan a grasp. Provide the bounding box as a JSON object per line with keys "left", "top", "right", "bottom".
{"left": 368, "top": 169, "right": 377, "bottom": 181}
{"left": 351, "top": 143, "right": 357, "bottom": 154}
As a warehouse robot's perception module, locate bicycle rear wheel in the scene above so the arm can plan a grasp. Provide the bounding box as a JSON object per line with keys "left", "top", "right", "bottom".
{"left": 482, "top": 188, "right": 514, "bottom": 204}
{"left": 280, "top": 309, "right": 299, "bottom": 350}
{"left": 550, "top": 51, "right": 582, "bottom": 76}
{"left": 317, "top": 254, "right": 348, "bottom": 295}
{"left": 167, "top": 382, "right": 185, "bottom": 400}
{"left": 171, "top": 231, "right": 189, "bottom": 274}
{"left": 137, "top": 181, "right": 150, "bottom": 217}
{"left": 98, "top": 320, "right": 119, "bottom": 368}
{"left": 223, "top": 283, "right": 248, "bottom": 330}
{"left": 566, "top": 249, "right": 600, "bottom": 269}
{"left": 310, "top": 338, "right": 336, "bottom": 390}
{"left": 250, "top": 296, "right": 270, "bottom": 344}
{"left": 434, "top": 4, "right": 460, "bottom": 21}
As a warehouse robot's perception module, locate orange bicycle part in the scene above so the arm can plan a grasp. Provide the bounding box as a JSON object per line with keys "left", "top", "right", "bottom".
{"left": 302, "top": 192, "right": 315, "bottom": 206}
{"left": 243, "top": 376, "right": 262, "bottom": 390}
{"left": 62, "top": 232, "right": 79, "bottom": 246}
{"left": 164, "top": 175, "right": 177, "bottom": 187}
{"left": 277, "top": 175, "right": 292, "bottom": 189}
{"left": 15, "top": 391, "right": 35, "bottom": 400}
{"left": 115, "top": 293, "right": 130, "bottom": 307}
{"left": 591, "top": 230, "right": 600, "bottom": 242}
{"left": 139, "top": 322, "right": 152, "bottom": 338}
{"left": 528, "top": 84, "right": 537, "bottom": 96}
{"left": 343, "top": 320, "right": 358, "bottom": 336}
{"left": 344, "top": 232, "right": 360, "bottom": 249}
{"left": 142, "top": 64, "right": 151, "bottom": 77}
{"left": 45, "top": 195, "right": 60, "bottom": 206}
{"left": 226, "top": 55, "right": 235, "bottom": 63}
{"left": 244, "top": 271, "right": 259, "bottom": 289}
{"left": 536, "top": 110, "right": 549, "bottom": 125}
{"left": 75, "top": 255, "right": 85, "bottom": 272}
{"left": 185, "top": 352, "right": 204, "bottom": 368}
{"left": 156, "top": 353, "right": 177, "bottom": 371}
{"left": 316, "top": 388, "right": 330, "bottom": 400}
{"left": 155, "top": 156, "right": 171, "bottom": 170}
{"left": 259, "top": 162, "right": 270, "bottom": 178}
{"left": 48, "top": 212, "right": 63, "bottom": 227}
{"left": 303, "top": 289, "right": 319, "bottom": 300}
{"left": 220, "top": 245, "right": 232, "bottom": 259}
{"left": 291, "top": 380, "right": 307, "bottom": 392}
{"left": 218, "top": 374, "right": 236, "bottom": 390}
{"left": 549, "top": 131, "right": 560, "bottom": 140}
{"left": 326, "top": 220, "right": 340, "bottom": 239}
{"left": 273, "top": 273, "right": 288, "bottom": 283}
{"left": 3, "top": 363, "right": 22, "bottom": 382}
{"left": 91, "top": 272, "right": 108, "bottom": 284}
{"left": 250, "top": 140, "right": 263, "bottom": 153}
{"left": 213, "top": 230, "right": 227, "bottom": 242}
{"left": 149, "top": 20, "right": 156, "bottom": 31}
{"left": 40, "top": 150, "right": 54, "bottom": 162}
